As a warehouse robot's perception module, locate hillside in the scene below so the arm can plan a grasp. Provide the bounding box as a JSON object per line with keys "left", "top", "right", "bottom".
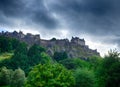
{"left": 0, "top": 31, "right": 120, "bottom": 87}
{"left": 0, "top": 31, "right": 100, "bottom": 58}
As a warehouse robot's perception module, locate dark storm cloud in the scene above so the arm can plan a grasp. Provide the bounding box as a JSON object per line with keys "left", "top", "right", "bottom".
{"left": 0, "top": 0, "right": 26, "bottom": 18}
{"left": 48, "top": 0, "right": 112, "bottom": 15}
{"left": 47, "top": 0, "right": 120, "bottom": 35}
{"left": 0, "top": 0, "right": 58, "bottom": 29}
{"left": 0, "top": 0, "right": 120, "bottom": 33}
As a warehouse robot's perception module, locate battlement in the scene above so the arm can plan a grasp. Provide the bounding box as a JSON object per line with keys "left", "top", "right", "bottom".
{"left": 71, "top": 37, "right": 85, "bottom": 46}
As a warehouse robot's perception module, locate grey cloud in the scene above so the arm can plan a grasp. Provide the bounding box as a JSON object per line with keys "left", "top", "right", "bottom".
{"left": 1, "top": 0, "right": 120, "bottom": 34}
{"left": 28, "top": 0, "right": 59, "bottom": 29}
{"left": 47, "top": 0, "right": 120, "bottom": 35}
{"left": 0, "top": 0, "right": 25, "bottom": 18}
{"left": 0, "top": 0, "right": 59, "bottom": 29}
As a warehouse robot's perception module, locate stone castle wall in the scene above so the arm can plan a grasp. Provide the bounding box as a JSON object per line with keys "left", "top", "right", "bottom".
{"left": 0, "top": 31, "right": 100, "bottom": 58}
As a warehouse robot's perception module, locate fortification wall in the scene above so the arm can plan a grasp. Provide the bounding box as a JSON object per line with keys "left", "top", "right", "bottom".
{"left": 0, "top": 31, "right": 100, "bottom": 58}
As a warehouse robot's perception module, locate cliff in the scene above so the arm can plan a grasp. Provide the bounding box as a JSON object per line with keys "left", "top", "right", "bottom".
{"left": 0, "top": 31, "right": 100, "bottom": 58}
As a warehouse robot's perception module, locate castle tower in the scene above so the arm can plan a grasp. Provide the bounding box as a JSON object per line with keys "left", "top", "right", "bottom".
{"left": 71, "top": 37, "right": 85, "bottom": 46}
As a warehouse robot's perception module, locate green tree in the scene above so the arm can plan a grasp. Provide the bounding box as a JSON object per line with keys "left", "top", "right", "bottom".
{"left": 0, "top": 67, "right": 13, "bottom": 86}
{"left": 11, "top": 38, "right": 20, "bottom": 51}
{"left": 105, "top": 62, "right": 120, "bottom": 87}
{"left": 59, "top": 58, "right": 90, "bottom": 70}
{"left": 27, "top": 44, "right": 46, "bottom": 66}
{"left": 9, "top": 53, "right": 29, "bottom": 73}
{"left": 74, "top": 68, "right": 95, "bottom": 87}
{"left": 0, "top": 36, "right": 12, "bottom": 52}
{"left": 27, "top": 44, "right": 45, "bottom": 57}
{"left": 11, "top": 68, "right": 26, "bottom": 87}
{"left": 25, "top": 63, "right": 75, "bottom": 87}
{"left": 40, "top": 52, "right": 52, "bottom": 64}
{"left": 96, "top": 50, "right": 120, "bottom": 87}
{"left": 53, "top": 51, "right": 68, "bottom": 62}
{"left": 14, "top": 42, "right": 28, "bottom": 55}
{"left": 88, "top": 56, "right": 103, "bottom": 70}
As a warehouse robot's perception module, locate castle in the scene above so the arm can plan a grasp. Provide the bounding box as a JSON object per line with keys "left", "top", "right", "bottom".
{"left": 0, "top": 31, "right": 100, "bottom": 58}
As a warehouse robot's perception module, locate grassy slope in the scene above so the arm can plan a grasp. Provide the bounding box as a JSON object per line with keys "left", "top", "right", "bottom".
{"left": 0, "top": 52, "right": 14, "bottom": 61}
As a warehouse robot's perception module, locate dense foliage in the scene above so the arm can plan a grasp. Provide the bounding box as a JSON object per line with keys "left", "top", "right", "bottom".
{"left": 59, "top": 58, "right": 90, "bottom": 70}
{"left": 96, "top": 50, "right": 120, "bottom": 87}
{"left": 0, "top": 67, "right": 25, "bottom": 87}
{"left": 0, "top": 36, "right": 19, "bottom": 53}
{"left": 74, "top": 68, "right": 95, "bottom": 87}
{"left": 53, "top": 51, "right": 68, "bottom": 61}
{"left": 25, "top": 63, "right": 75, "bottom": 87}
{"left": 0, "top": 42, "right": 51, "bottom": 75}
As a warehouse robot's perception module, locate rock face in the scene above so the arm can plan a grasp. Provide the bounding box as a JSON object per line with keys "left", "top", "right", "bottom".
{"left": 0, "top": 31, "right": 100, "bottom": 58}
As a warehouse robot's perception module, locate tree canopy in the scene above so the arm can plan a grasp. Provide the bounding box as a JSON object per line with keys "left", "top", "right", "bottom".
{"left": 25, "top": 63, "right": 75, "bottom": 87}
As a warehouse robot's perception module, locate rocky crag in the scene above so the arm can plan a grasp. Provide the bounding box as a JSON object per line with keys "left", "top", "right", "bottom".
{"left": 0, "top": 31, "right": 100, "bottom": 58}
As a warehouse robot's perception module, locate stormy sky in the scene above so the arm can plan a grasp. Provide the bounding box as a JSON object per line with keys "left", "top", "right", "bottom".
{"left": 0, "top": 0, "right": 120, "bottom": 56}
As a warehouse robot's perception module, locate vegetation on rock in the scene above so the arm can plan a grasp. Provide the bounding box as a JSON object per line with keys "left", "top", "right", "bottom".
{"left": 0, "top": 35, "right": 120, "bottom": 87}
